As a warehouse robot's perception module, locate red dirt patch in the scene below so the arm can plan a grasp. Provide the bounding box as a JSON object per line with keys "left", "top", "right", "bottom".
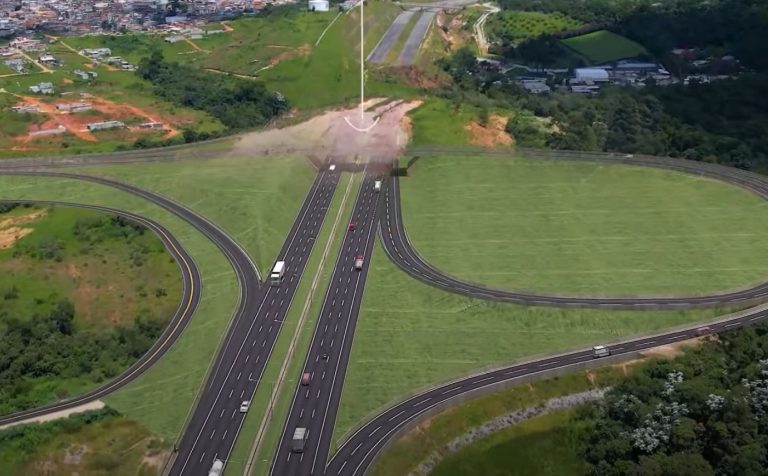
{"left": 464, "top": 114, "right": 514, "bottom": 147}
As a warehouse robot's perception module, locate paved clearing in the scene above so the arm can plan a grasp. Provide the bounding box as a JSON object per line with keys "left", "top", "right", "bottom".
{"left": 400, "top": 155, "right": 768, "bottom": 297}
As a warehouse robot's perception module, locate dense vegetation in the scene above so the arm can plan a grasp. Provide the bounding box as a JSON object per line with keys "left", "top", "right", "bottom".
{"left": 137, "top": 50, "right": 288, "bottom": 133}
{"left": 0, "top": 210, "right": 174, "bottom": 415}
{"left": 439, "top": 0, "right": 768, "bottom": 172}
{"left": 578, "top": 324, "right": 768, "bottom": 475}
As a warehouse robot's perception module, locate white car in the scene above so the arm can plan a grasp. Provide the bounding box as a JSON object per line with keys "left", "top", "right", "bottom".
{"left": 329, "top": 164, "right": 336, "bottom": 171}
{"left": 239, "top": 400, "right": 250, "bottom": 413}
{"left": 592, "top": 345, "right": 610, "bottom": 358}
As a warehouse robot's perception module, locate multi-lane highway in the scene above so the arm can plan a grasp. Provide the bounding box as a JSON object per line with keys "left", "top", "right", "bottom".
{"left": 381, "top": 159, "right": 768, "bottom": 309}
{"left": 169, "top": 169, "right": 340, "bottom": 474}
{"left": 0, "top": 199, "right": 201, "bottom": 428}
{"left": 367, "top": 11, "right": 416, "bottom": 63}
{"left": 270, "top": 172, "right": 382, "bottom": 476}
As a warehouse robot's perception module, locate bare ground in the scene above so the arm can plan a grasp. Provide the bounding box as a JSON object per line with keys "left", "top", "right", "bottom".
{"left": 0, "top": 400, "right": 105, "bottom": 431}
{"left": 464, "top": 114, "right": 514, "bottom": 147}
{"left": 229, "top": 99, "right": 422, "bottom": 167}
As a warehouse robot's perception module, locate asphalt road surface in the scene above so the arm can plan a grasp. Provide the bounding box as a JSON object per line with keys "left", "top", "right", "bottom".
{"left": 327, "top": 302, "right": 768, "bottom": 476}
{"left": 396, "top": 11, "right": 435, "bottom": 66}
{"left": 169, "top": 169, "right": 340, "bottom": 475}
{"left": 270, "top": 173, "right": 382, "bottom": 476}
{"left": 367, "top": 11, "right": 416, "bottom": 63}
{"left": 381, "top": 169, "right": 768, "bottom": 309}
{"left": 0, "top": 198, "right": 201, "bottom": 428}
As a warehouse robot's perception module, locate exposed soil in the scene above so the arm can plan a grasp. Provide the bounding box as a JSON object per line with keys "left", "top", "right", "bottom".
{"left": 464, "top": 114, "right": 514, "bottom": 147}
{"left": 0, "top": 400, "right": 105, "bottom": 430}
{"left": 387, "top": 66, "right": 448, "bottom": 90}
{"left": 229, "top": 98, "right": 422, "bottom": 167}
{"left": 0, "top": 227, "right": 34, "bottom": 249}
{"left": 0, "top": 208, "right": 47, "bottom": 229}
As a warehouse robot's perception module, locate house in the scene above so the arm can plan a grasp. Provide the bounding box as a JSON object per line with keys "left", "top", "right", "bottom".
{"left": 11, "top": 104, "right": 40, "bottom": 113}
{"left": 308, "top": 0, "right": 329, "bottom": 11}
{"left": 56, "top": 102, "right": 92, "bottom": 112}
{"left": 86, "top": 120, "right": 125, "bottom": 131}
{"left": 164, "top": 35, "right": 184, "bottom": 43}
{"left": 29, "top": 82, "right": 55, "bottom": 94}
{"left": 80, "top": 47, "right": 112, "bottom": 58}
{"left": 10, "top": 37, "right": 44, "bottom": 51}
{"left": 4, "top": 58, "right": 25, "bottom": 73}
{"left": 38, "top": 54, "right": 58, "bottom": 66}
{"left": 73, "top": 69, "right": 90, "bottom": 80}
{"left": 138, "top": 121, "right": 165, "bottom": 129}
{"left": 517, "top": 80, "right": 551, "bottom": 94}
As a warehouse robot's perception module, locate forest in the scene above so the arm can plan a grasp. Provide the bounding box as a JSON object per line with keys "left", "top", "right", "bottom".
{"left": 442, "top": 0, "right": 768, "bottom": 172}
{"left": 137, "top": 51, "right": 289, "bottom": 131}
{"left": 578, "top": 323, "right": 768, "bottom": 476}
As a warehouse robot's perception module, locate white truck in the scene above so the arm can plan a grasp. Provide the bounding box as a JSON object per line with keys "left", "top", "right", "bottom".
{"left": 374, "top": 180, "right": 382, "bottom": 192}
{"left": 592, "top": 345, "right": 610, "bottom": 358}
{"left": 270, "top": 261, "right": 285, "bottom": 286}
{"left": 208, "top": 459, "right": 224, "bottom": 476}
{"left": 292, "top": 427, "right": 308, "bottom": 452}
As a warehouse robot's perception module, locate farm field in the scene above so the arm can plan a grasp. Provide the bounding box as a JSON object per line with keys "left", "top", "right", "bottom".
{"left": 399, "top": 155, "right": 768, "bottom": 297}
{"left": 560, "top": 30, "right": 648, "bottom": 64}
{"left": 331, "top": 240, "right": 727, "bottom": 445}
{"left": 486, "top": 11, "right": 583, "bottom": 44}
{"left": 0, "top": 204, "right": 181, "bottom": 415}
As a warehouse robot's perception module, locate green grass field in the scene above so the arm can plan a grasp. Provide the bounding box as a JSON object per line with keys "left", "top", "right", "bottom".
{"left": 487, "top": 11, "right": 583, "bottom": 44}
{"left": 331, "top": 239, "right": 729, "bottom": 444}
{"left": 369, "top": 367, "right": 626, "bottom": 476}
{"left": 400, "top": 155, "right": 768, "bottom": 297}
{"left": 407, "top": 100, "right": 484, "bottom": 146}
{"left": 431, "top": 408, "right": 586, "bottom": 476}
{"left": 75, "top": 154, "right": 315, "bottom": 273}
{"left": 560, "top": 30, "right": 648, "bottom": 64}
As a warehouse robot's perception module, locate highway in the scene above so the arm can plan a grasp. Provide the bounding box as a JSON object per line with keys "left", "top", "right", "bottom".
{"left": 396, "top": 11, "right": 435, "bottom": 66}
{"left": 270, "top": 172, "right": 382, "bottom": 476}
{"left": 0, "top": 199, "right": 201, "bottom": 428}
{"left": 367, "top": 11, "right": 416, "bottom": 63}
{"left": 169, "top": 168, "right": 340, "bottom": 474}
{"left": 381, "top": 166, "right": 768, "bottom": 309}
{"left": 327, "top": 302, "right": 768, "bottom": 476}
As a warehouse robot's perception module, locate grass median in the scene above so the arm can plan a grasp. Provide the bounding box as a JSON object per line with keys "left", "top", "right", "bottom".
{"left": 400, "top": 155, "right": 768, "bottom": 297}
{"left": 222, "top": 172, "right": 358, "bottom": 476}
{"left": 332, "top": 239, "right": 734, "bottom": 445}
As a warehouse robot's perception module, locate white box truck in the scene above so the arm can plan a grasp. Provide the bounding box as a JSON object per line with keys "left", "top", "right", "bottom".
{"left": 271, "top": 261, "right": 285, "bottom": 286}
{"left": 292, "top": 427, "right": 308, "bottom": 452}
{"left": 208, "top": 459, "right": 224, "bottom": 476}
{"left": 592, "top": 345, "right": 610, "bottom": 358}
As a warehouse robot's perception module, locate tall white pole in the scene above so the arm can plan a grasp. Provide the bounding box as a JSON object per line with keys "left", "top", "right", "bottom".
{"left": 360, "top": 0, "right": 365, "bottom": 126}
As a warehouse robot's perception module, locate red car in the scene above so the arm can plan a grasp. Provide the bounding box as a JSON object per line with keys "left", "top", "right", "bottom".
{"left": 348, "top": 222, "right": 356, "bottom": 232}
{"left": 301, "top": 372, "right": 311, "bottom": 386}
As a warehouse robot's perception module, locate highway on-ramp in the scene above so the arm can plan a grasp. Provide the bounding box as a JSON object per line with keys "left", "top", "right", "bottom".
{"left": 270, "top": 172, "right": 382, "bottom": 476}
{"left": 381, "top": 160, "right": 768, "bottom": 309}
{"left": 0, "top": 198, "right": 201, "bottom": 429}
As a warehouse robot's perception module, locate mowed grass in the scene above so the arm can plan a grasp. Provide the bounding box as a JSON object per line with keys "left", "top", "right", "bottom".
{"left": 331, "top": 239, "right": 727, "bottom": 444}
{"left": 431, "top": 408, "right": 587, "bottom": 476}
{"left": 487, "top": 11, "right": 583, "bottom": 44}
{"left": 400, "top": 155, "right": 768, "bottom": 297}
{"left": 560, "top": 30, "right": 648, "bottom": 64}
{"left": 75, "top": 154, "right": 315, "bottom": 273}
{"left": 407, "top": 100, "right": 482, "bottom": 146}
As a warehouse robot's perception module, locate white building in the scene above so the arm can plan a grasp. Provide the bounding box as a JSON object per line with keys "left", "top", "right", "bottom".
{"left": 308, "top": 0, "right": 329, "bottom": 11}
{"left": 573, "top": 68, "right": 609, "bottom": 83}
